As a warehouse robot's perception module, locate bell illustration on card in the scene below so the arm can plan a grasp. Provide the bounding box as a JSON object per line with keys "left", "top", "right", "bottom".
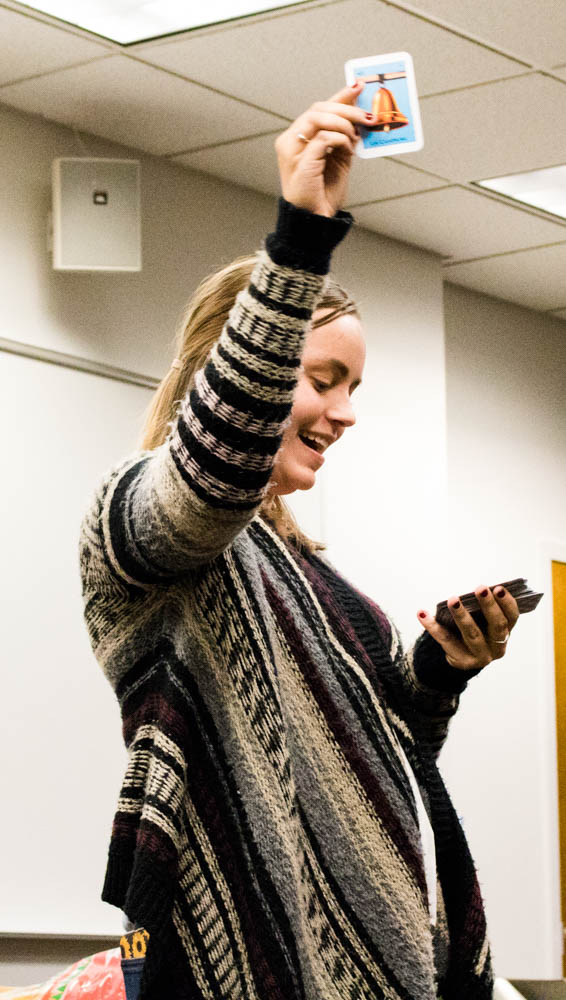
{"left": 371, "top": 87, "right": 409, "bottom": 131}
{"left": 359, "top": 71, "right": 410, "bottom": 132}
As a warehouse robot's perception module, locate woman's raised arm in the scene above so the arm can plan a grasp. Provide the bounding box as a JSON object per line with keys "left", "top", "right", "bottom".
{"left": 81, "top": 87, "right": 369, "bottom": 589}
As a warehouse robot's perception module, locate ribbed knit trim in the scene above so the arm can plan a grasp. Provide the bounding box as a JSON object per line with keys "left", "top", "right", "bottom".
{"left": 413, "top": 633, "right": 482, "bottom": 694}
{"left": 103, "top": 847, "right": 175, "bottom": 932}
{"left": 416, "top": 754, "right": 492, "bottom": 998}
{"left": 103, "top": 846, "right": 178, "bottom": 1000}
{"left": 265, "top": 198, "right": 353, "bottom": 274}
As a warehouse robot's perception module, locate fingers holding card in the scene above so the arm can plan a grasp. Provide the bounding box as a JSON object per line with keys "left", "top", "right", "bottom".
{"left": 344, "top": 52, "right": 424, "bottom": 158}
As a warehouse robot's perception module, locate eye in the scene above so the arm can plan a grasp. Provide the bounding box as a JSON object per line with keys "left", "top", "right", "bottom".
{"left": 312, "top": 378, "right": 331, "bottom": 392}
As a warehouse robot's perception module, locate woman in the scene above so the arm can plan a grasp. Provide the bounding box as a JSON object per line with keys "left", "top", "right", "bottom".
{"left": 80, "top": 83, "right": 518, "bottom": 1000}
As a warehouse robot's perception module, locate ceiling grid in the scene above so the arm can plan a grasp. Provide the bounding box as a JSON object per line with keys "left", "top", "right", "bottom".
{"left": 1, "top": 0, "right": 566, "bottom": 317}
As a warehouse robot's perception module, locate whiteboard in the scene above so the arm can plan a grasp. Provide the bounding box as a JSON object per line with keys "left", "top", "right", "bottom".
{"left": 0, "top": 351, "right": 148, "bottom": 936}
{"left": 0, "top": 349, "right": 323, "bottom": 937}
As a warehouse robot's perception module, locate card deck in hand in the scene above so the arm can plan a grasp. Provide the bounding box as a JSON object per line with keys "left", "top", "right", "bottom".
{"left": 344, "top": 51, "right": 423, "bottom": 158}
{"left": 435, "top": 578, "right": 543, "bottom": 637}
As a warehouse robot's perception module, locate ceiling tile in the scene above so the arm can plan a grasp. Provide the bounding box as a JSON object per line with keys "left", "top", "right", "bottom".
{"left": 178, "top": 132, "right": 280, "bottom": 197}
{"left": 175, "top": 133, "right": 281, "bottom": 198}
{"left": 353, "top": 186, "right": 566, "bottom": 258}
{"left": 0, "top": 56, "right": 287, "bottom": 155}
{"left": 409, "top": 74, "right": 566, "bottom": 182}
{"left": 409, "top": 0, "right": 566, "bottom": 67}
{"left": 139, "top": 0, "right": 524, "bottom": 121}
{"left": 2, "top": 0, "right": 566, "bottom": 321}
{"left": 0, "top": 6, "right": 110, "bottom": 86}
{"left": 175, "top": 132, "right": 449, "bottom": 203}
{"left": 443, "top": 243, "right": 566, "bottom": 311}
{"left": 348, "top": 160, "right": 449, "bottom": 205}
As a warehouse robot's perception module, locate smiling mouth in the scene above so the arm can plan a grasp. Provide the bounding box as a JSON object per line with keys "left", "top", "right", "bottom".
{"left": 299, "top": 434, "right": 326, "bottom": 454}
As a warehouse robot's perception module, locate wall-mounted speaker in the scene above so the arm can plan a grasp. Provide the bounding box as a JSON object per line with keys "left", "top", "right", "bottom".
{"left": 51, "top": 158, "right": 141, "bottom": 271}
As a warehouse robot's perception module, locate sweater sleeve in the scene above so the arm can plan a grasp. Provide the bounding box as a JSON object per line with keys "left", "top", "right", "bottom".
{"left": 389, "top": 627, "right": 481, "bottom": 758}
{"left": 82, "top": 200, "right": 353, "bottom": 588}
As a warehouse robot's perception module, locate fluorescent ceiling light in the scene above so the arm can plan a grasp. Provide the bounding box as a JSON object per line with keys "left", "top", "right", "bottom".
{"left": 477, "top": 165, "right": 566, "bottom": 221}
{"left": 18, "top": 0, "right": 309, "bottom": 44}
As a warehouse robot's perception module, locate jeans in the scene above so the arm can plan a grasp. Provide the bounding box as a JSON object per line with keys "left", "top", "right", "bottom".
{"left": 121, "top": 956, "right": 144, "bottom": 1000}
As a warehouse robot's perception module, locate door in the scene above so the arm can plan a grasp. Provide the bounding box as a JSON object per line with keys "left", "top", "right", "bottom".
{"left": 552, "top": 559, "right": 566, "bottom": 975}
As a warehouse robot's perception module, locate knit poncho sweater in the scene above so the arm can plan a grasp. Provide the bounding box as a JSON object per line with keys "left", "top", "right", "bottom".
{"left": 80, "top": 200, "right": 493, "bottom": 1000}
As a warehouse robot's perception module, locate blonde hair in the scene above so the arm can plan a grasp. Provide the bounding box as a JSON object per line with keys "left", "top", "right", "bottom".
{"left": 141, "top": 253, "right": 359, "bottom": 553}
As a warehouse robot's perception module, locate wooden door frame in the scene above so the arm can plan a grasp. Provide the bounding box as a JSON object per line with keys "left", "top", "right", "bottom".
{"left": 537, "top": 539, "right": 566, "bottom": 975}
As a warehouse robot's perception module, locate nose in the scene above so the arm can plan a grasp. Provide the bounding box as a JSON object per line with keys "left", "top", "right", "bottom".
{"left": 326, "top": 392, "right": 356, "bottom": 429}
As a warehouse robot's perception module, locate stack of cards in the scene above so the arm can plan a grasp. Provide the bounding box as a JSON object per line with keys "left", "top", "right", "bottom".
{"left": 435, "top": 578, "right": 544, "bottom": 635}
{"left": 345, "top": 51, "right": 423, "bottom": 158}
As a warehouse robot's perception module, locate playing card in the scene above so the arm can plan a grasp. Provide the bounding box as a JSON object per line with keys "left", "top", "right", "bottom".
{"left": 344, "top": 51, "right": 424, "bottom": 158}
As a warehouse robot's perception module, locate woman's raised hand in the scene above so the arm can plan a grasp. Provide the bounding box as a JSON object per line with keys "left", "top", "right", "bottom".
{"left": 275, "top": 83, "right": 369, "bottom": 218}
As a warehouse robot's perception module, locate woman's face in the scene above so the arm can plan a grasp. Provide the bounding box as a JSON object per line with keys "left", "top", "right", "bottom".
{"left": 269, "top": 309, "right": 365, "bottom": 496}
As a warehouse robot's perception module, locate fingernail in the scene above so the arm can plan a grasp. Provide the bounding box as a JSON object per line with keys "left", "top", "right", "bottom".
{"left": 365, "top": 112, "right": 374, "bottom": 122}
{"left": 480, "top": 588, "right": 489, "bottom": 598}
{"left": 418, "top": 611, "right": 427, "bottom": 620}
{"left": 451, "top": 600, "right": 461, "bottom": 610}
{"left": 351, "top": 80, "right": 360, "bottom": 89}
{"left": 495, "top": 587, "right": 506, "bottom": 598}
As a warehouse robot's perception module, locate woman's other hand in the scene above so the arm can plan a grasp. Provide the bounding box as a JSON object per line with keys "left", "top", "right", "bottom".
{"left": 417, "top": 585, "right": 520, "bottom": 671}
{"left": 275, "top": 83, "right": 370, "bottom": 217}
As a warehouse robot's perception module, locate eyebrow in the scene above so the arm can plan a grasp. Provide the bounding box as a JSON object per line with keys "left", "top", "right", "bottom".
{"left": 309, "top": 358, "right": 362, "bottom": 389}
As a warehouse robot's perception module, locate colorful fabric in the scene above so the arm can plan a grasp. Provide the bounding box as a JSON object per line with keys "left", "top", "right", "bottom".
{"left": 80, "top": 200, "right": 493, "bottom": 999}
{"left": 0, "top": 949, "right": 124, "bottom": 1000}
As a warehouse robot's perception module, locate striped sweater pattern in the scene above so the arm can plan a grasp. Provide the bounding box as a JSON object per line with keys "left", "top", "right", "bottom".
{"left": 80, "top": 204, "right": 493, "bottom": 1000}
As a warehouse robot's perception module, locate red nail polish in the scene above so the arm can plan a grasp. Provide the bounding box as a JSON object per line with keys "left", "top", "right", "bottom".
{"left": 452, "top": 600, "right": 461, "bottom": 610}
{"left": 365, "top": 112, "right": 374, "bottom": 121}
{"left": 351, "top": 80, "right": 360, "bottom": 89}
{"left": 496, "top": 587, "right": 506, "bottom": 598}
{"left": 480, "top": 588, "right": 488, "bottom": 598}
{"left": 418, "top": 611, "right": 427, "bottom": 619}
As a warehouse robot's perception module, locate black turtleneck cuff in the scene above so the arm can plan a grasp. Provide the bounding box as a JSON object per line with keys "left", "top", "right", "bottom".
{"left": 413, "top": 631, "right": 483, "bottom": 694}
{"left": 265, "top": 198, "right": 353, "bottom": 275}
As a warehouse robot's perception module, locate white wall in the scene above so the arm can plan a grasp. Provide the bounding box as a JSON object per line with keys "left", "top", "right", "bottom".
{"left": 0, "top": 102, "right": 279, "bottom": 948}
{"left": 0, "top": 98, "right": 562, "bottom": 984}
{"left": 441, "top": 282, "right": 566, "bottom": 978}
{"left": 326, "top": 228, "right": 447, "bottom": 643}
{"left": 1, "top": 104, "right": 275, "bottom": 376}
